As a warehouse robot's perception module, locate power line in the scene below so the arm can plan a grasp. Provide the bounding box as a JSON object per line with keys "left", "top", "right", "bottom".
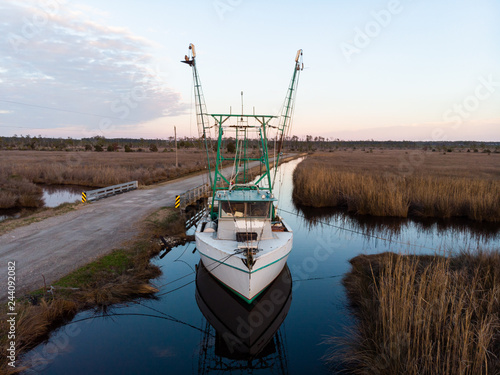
{"left": 293, "top": 274, "right": 343, "bottom": 282}
{"left": 0, "top": 99, "right": 124, "bottom": 120}
{"left": 155, "top": 280, "right": 195, "bottom": 297}
{"left": 0, "top": 125, "right": 50, "bottom": 130}
{"left": 68, "top": 312, "right": 208, "bottom": 334}
{"left": 0, "top": 125, "right": 176, "bottom": 138}
{"left": 277, "top": 207, "right": 441, "bottom": 253}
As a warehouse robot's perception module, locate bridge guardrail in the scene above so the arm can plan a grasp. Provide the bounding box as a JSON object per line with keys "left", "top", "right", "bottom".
{"left": 177, "top": 183, "right": 211, "bottom": 209}
{"left": 82, "top": 181, "right": 138, "bottom": 202}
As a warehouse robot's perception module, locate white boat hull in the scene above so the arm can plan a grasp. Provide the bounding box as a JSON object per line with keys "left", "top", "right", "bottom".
{"left": 195, "top": 221, "right": 293, "bottom": 302}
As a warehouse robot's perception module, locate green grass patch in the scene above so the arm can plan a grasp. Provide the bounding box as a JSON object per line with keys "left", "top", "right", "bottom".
{"left": 146, "top": 207, "right": 186, "bottom": 237}
{"left": 55, "top": 249, "right": 133, "bottom": 288}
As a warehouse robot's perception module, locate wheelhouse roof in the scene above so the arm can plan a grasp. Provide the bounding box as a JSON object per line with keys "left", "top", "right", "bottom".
{"left": 214, "top": 189, "right": 276, "bottom": 202}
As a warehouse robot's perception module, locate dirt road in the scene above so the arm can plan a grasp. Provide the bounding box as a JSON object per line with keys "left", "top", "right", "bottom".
{"left": 0, "top": 158, "right": 293, "bottom": 300}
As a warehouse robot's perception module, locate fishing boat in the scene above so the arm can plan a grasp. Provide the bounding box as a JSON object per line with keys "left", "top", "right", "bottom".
{"left": 182, "top": 44, "right": 303, "bottom": 303}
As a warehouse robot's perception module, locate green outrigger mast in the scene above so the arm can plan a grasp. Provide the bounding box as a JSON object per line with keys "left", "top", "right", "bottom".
{"left": 181, "top": 44, "right": 213, "bottom": 188}
{"left": 182, "top": 45, "right": 303, "bottom": 219}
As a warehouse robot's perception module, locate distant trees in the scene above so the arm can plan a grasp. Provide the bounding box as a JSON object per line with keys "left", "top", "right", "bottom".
{"left": 0, "top": 135, "right": 498, "bottom": 155}
{"left": 226, "top": 141, "right": 236, "bottom": 153}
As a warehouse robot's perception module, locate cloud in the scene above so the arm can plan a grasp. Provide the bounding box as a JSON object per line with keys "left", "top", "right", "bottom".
{"left": 0, "top": 0, "right": 187, "bottom": 138}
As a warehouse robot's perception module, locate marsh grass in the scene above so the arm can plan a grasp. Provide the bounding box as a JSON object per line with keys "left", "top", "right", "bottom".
{"left": 0, "top": 150, "right": 208, "bottom": 209}
{"left": 0, "top": 207, "right": 185, "bottom": 373}
{"left": 293, "top": 151, "right": 500, "bottom": 222}
{"left": 0, "top": 177, "right": 44, "bottom": 209}
{"left": 327, "top": 251, "right": 500, "bottom": 374}
{"left": 146, "top": 208, "right": 186, "bottom": 237}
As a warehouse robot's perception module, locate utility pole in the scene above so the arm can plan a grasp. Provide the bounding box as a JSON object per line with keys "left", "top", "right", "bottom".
{"left": 174, "top": 126, "right": 178, "bottom": 168}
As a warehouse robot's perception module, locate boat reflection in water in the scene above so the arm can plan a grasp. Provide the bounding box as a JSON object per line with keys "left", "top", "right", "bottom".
{"left": 195, "top": 261, "right": 292, "bottom": 374}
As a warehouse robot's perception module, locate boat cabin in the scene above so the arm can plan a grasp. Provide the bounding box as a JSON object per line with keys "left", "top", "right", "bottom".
{"left": 214, "top": 189, "right": 275, "bottom": 242}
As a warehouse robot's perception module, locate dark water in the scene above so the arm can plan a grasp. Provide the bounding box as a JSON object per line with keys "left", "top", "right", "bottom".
{"left": 0, "top": 208, "right": 21, "bottom": 222}
{"left": 0, "top": 185, "right": 85, "bottom": 222}
{"left": 21, "top": 159, "right": 500, "bottom": 374}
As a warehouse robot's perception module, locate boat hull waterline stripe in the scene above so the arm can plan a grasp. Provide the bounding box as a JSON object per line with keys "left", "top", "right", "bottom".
{"left": 198, "top": 250, "right": 292, "bottom": 274}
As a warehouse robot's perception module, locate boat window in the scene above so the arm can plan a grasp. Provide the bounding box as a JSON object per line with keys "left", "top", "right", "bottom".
{"left": 247, "top": 201, "right": 271, "bottom": 217}
{"left": 220, "top": 201, "right": 245, "bottom": 217}
{"left": 219, "top": 201, "right": 270, "bottom": 218}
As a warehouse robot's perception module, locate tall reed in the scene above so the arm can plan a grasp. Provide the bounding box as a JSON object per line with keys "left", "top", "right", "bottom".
{"left": 327, "top": 251, "right": 500, "bottom": 374}
{"left": 293, "top": 153, "right": 500, "bottom": 222}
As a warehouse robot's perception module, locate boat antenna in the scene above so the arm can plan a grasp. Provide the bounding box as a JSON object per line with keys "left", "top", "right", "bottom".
{"left": 241, "top": 91, "right": 244, "bottom": 122}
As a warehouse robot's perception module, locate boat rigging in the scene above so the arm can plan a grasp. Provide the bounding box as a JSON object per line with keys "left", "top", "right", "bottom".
{"left": 182, "top": 43, "right": 303, "bottom": 303}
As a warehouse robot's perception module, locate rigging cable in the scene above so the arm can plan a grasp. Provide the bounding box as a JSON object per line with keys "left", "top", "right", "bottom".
{"left": 277, "top": 207, "right": 442, "bottom": 253}
{"left": 67, "top": 312, "right": 209, "bottom": 335}
{"left": 155, "top": 247, "right": 245, "bottom": 292}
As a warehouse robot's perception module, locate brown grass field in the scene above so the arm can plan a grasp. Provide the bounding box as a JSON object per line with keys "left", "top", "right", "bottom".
{"left": 327, "top": 251, "right": 500, "bottom": 374}
{"left": 293, "top": 150, "right": 500, "bottom": 222}
{"left": 0, "top": 150, "right": 207, "bottom": 209}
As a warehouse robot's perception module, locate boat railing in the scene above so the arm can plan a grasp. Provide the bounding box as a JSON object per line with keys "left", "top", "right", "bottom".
{"left": 228, "top": 183, "right": 260, "bottom": 192}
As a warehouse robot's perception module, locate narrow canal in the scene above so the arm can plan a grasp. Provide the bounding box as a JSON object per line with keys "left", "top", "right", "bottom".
{"left": 21, "top": 158, "right": 500, "bottom": 374}
{"left": 0, "top": 185, "right": 84, "bottom": 222}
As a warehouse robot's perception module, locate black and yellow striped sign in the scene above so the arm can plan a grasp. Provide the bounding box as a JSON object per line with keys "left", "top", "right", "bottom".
{"left": 81, "top": 192, "right": 87, "bottom": 203}
{"left": 175, "top": 195, "right": 180, "bottom": 208}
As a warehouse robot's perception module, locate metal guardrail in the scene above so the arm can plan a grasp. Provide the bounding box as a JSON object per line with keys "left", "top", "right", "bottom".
{"left": 177, "top": 183, "right": 211, "bottom": 209}
{"left": 82, "top": 181, "right": 138, "bottom": 202}
{"left": 186, "top": 208, "right": 207, "bottom": 229}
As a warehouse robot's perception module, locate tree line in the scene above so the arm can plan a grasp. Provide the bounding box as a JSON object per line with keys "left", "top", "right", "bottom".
{"left": 0, "top": 134, "right": 498, "bottom": 153}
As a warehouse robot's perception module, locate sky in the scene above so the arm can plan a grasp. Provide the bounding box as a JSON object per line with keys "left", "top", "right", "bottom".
{"left": 0, "top": 0, "right": 499, "bottom": 141}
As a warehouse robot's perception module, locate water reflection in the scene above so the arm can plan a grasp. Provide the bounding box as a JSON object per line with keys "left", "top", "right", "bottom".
{"left": 0, "top": 185, "right": 86, "bottom": 222}
{"left": 195, "top": 262, "right": 292, "bottom": 374}
{"left": 0, "top": 208, "right": 21, "bottom": 222}
{"left": 294, "top": 204, "right": 500, "bottom": 245}
{"left": 41, "top": 185, "right": 86, "bottom": 207}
